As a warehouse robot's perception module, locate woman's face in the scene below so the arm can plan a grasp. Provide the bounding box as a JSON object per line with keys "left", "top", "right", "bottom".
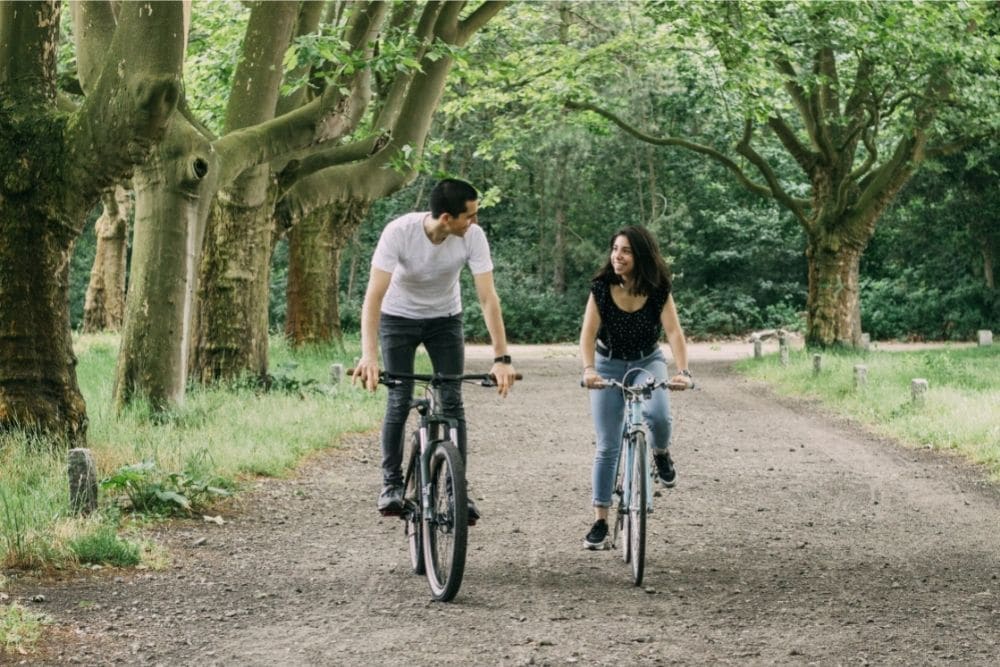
{"left": 610, "top": 235, "right": 635, "bottom": 279}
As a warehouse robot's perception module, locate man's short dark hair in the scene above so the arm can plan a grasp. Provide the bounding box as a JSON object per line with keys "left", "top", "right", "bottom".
{"left": 430, "top": 178, "right": 478, "bottom": 218}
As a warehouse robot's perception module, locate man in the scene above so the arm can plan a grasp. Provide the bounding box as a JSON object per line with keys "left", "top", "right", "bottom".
{"left": 352, "top": 178, "right": 517, "bottom": 522}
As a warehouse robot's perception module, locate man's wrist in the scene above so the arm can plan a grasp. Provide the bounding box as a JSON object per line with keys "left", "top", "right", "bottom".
{"left": 493, "top": 354, "right": 512, "bottom": 365}
{"left": 678, "top": 369, "right": 692, "bottom": 378}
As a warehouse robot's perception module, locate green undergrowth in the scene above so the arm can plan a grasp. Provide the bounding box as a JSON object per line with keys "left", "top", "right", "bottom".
{"left": 734, "top": 344, "right": 1000, "bottom": 479}
{"left": 0, "top": 333, "right": 385, "bottom": 575}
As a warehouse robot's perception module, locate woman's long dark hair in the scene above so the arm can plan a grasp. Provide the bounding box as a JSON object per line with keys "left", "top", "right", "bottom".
{"left": 592, "top": 225, "right": 671, "bottom": 296}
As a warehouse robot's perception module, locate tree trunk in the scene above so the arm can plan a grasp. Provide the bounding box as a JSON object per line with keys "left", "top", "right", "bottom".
{"left": 83, "top": 185, "right": 130, "bottom": 333}
{"left": 0, "top": 195, "right": 88, "bottom": 443}
{"left": 982, "top": 239, "right": 995, "bottom": 291}
{"left": 805, "top": 233, "right": 865, "bottom": 347}
{"left": 191, "top": 167, "right": 274, "bottom": 383}
{"left": 114, "top": 120, "right": 216, "bottom": 410}
{"left": 553, "top": 205, "right": 567, "bottom": 294}
{"left": 286, "top": 201, "right": 369, "bottom": 345}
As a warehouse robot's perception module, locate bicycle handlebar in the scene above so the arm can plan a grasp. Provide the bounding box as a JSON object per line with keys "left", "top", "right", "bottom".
{"left": 347, "top": 369, "right": 523, "bottom": 387}
{"left": 580, "top": 377, "right": 694, "bottom": 392}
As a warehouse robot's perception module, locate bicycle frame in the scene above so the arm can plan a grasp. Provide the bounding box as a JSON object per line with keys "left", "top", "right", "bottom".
{"left": 409, "top": 382, "right": 461, "bottom": 526}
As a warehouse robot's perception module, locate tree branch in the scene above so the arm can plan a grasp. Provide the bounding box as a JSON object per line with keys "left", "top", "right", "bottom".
{"left": 565, "top": 99, "right": 775, "bottom": 199}
{"left": 735, "top": 120, "right": 810, "bottom": 226}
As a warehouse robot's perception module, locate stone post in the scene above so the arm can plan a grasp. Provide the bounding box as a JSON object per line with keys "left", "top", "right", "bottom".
{"left": 978, "top": 330, "right": 993, "bottom": 346}
{"left": 329, "top": 363, "right": 344, "bottom": 384}
{"left": 753, "top": 339, "right": 762, "bottom": 359}
{"left": 812, "top": 354, "right": 821, "bottom": 375}
{"left": 860, "top": 333, "right": 871, "bottom": 352}
{"left": 854, "top": 364, "right": 867, "bottom": 388}
{"left": 911, "top": 378, "right": 929, "bottom": 405}
{"left": 68, "top": 448, "right": 98, "bottom": 515}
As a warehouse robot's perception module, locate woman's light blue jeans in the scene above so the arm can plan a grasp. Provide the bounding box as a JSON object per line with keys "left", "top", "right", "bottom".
{"left": 589, "top": 348, "right": 672, "bottom": 507}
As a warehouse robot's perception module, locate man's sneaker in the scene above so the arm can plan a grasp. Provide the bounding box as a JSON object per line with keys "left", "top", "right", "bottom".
{"left": 467, "top": 498, "right": 482, "bottom": 526}
{"left": 377, "top": 483, "right": 404, "bottom": 515}
{"left": 654, "top": 451, "right": 677, "bottom": 488}
{"left": 583, "top": 519, "right": 610, "bottom": 550}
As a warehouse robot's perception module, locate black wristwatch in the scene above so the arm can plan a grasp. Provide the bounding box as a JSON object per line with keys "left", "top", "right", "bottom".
{"left": 679, "top": 369, "right": 692, "bottom": 378}
{"left": 494, "top": 355, "right": 512, "bottom": 364}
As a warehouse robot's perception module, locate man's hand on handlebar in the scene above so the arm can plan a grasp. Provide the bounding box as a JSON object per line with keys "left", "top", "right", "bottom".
{"left": 352, "top": 357, "right": 381, "bottom": 393}
{"left": 489, "top": 362, "right": 517, "bottom": 397}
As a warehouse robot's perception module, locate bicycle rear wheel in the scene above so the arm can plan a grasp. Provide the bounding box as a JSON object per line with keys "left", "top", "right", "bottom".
{"left": 422, "top": 441, "right": 468, "bottom": 601}
{"left": 629, "top": 431, "right": 648, "bottom": 586}
{"left": 403, "top": 433, "right": 424, "bottom": 575}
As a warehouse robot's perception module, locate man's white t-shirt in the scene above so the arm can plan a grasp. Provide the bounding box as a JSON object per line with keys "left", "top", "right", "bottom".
{"left": 371, "top": 211, "right": 494, "bottom": 319}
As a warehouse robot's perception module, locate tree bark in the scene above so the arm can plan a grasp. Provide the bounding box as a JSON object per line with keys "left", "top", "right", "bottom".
{"left": 83, "top": 185, "right": 130, "bottom": 333}
{"left": 114, "top": 119, "right": 217, "bottom": 410}
{"left": 1, "top": 1, "right": 183, "bottom": 440}
{"left": 285, "top": 201, "right": 368, "bottom": 345}
{"left": 805, "top": 233, "right": 865, "bottom": 347}
{"left": 190, "top": 170, "right": 275, "bottom": 383}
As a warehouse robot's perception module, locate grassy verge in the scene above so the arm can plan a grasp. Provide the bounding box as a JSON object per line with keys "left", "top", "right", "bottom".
{"left": 0, "top": 333, "right": 384, "bottom": 575}
{"left": 734, "top": 344, "right": 1000, "bottom": 479}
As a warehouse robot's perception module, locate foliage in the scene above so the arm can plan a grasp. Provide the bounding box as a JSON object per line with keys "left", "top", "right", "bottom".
{"left": 0, "top": 333, "right": 384, "bottom": 570}
{"left": 100, "top": 460, "right": 232, "bottom": 517}
{"left": 0, "top": 601, "right": 48, "bottom": 653}
{"left": 736, "top": 346, "right": 1000, "bottom": 478}
{"left": 68, "top": 523, "right": 141, "bottom": 567}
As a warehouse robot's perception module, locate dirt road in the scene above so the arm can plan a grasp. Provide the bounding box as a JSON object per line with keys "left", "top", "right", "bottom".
{"left": 16, "top": 343, "right": 1000, "bottom": 665}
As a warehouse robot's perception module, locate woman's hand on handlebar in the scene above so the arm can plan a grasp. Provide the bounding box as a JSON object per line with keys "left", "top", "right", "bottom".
{"left": 351, "top": 358, "right": 381, "bottom": 393}
{"left": 667, "top": 372, "right": 693, "bottom": 391}
{"left": 582, "top": 367, "right": 605, "bottom": 389}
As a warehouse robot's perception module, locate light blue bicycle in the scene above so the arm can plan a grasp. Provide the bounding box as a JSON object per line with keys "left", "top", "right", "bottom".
{"left": 596, "top": 370, "right": 689, "bottom": 586}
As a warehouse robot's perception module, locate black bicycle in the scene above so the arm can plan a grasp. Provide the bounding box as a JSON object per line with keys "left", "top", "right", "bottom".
{"left": 361, "top": 369, "right": 518, "bottom": 602}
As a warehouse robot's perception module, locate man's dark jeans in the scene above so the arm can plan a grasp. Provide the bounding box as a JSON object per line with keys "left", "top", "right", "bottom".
{"left": 379, "top": 313, "right": 466, "bottom": 486}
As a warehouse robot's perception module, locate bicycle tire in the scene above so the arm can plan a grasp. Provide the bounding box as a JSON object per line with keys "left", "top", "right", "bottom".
{"left": 629, "top": 431, "right": 648, "bottom": 586}
{"left": 616, "top": 438, "right": 630, "bottom": 562}
{"left": 403, "top": 433, "right": 424, "bottom": 575}
{"left": 422, "top": 441, "right": 468, "bottom": 601}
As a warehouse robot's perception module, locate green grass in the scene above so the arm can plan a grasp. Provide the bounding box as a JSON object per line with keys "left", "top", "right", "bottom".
{"left": 1, "top": 333, "right": 386, "bottom": 571}
{"left": 0, "top": 598, "right": 49, "bottom": 653}
{"left": 734, "top": 345, "right": 1000, "bottom": 478}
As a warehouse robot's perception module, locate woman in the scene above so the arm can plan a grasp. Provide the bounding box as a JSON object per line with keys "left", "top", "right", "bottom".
{"left": 579, "top": 225, "right": 692, "bottom": 549}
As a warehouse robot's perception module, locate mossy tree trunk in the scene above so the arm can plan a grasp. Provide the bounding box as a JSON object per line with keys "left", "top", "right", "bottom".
{"left": 187, "top": 0, "right": 384, "bottom": 385}
{"left": 567, "top": 4, "right": 988, "bottom": 347}
{"left": 272, "top": 3, "right": 505, "bottom": 351}
{"left": 114, "top": 2, "right": 382, "bottom": 402}
{"left": 82, "top": 185, "right": 130, "bottom": 333}
{"left": 285, "top": 202, "right": 369, "bottom": 345}
{"left": 0, "top": 1, "right": 183, "bottom": 442}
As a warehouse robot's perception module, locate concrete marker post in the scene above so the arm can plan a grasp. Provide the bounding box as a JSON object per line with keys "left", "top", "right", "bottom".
{"left": 854, "top": 364, "right": 867, "bottom": 388}
{"left": 911, "top": 378, "right": 929, "bottom": 405}
{"left": 68, "top": 448, "right": 98, "bottom": 515}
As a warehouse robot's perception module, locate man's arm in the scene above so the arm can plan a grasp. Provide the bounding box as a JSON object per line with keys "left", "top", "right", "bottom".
{"left": 473, "top": 271, "right": 516, "bottom": 397}
{"left": 352, "top": 267, "right": 392, "bottom": 392}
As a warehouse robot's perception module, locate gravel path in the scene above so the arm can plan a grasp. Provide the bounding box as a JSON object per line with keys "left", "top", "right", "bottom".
{"left": 12, "top": 343, "right": 1000, "bottom": 665}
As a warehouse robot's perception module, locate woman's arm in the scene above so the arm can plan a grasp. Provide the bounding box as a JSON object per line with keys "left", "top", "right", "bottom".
{"left": 580, "top": 294, "right": 604, "bottom": 388}
{"left": 661, "top": 293, "right": 692, "bottom": 386}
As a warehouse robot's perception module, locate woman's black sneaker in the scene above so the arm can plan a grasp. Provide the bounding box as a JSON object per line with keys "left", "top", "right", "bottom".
{"left": 654, "top": 451, "right": 677, "bottom": 487}
{"left": 583, "top": 519, "right": 609, "bottom": 550}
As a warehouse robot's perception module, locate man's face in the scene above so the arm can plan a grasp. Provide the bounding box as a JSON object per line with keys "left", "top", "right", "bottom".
{"left": 443, "top": 200, "right": 479, "bottom": 237}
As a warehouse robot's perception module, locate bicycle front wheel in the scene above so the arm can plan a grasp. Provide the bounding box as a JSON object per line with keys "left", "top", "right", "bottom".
{"left": 422, "top": 441, "right": 468, "bottom": 602}
{"left": 403, "top": 433, "right": 424, "bottom": 575}
{"left": 615, "top": 439, "right": 630, "bottom": 563}
{"left": 629, "top": 431, "right": 648, "bottom": 586}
